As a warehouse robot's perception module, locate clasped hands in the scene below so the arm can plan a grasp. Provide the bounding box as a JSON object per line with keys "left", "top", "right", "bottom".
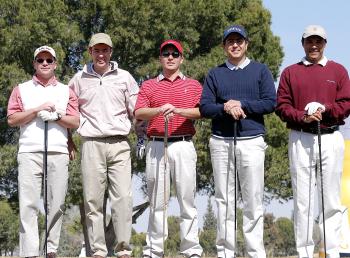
{"left": 303, "top": 102, "right": 325, "bottom": 123}
{"left": 157, "top": 103, "right": 180, "bottom": 120}
{"left": 36, "top": 102, "right": 61, "bottom": 121}
{"left": 224, "top": 100, "right": 246, "bottom": 120}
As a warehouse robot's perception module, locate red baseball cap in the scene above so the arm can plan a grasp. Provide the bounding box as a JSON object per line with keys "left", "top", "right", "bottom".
{"left": 160, "top": 39, "right": 183, "bottom": 55}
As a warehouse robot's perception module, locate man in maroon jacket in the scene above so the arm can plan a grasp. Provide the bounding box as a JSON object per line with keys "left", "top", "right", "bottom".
{"left": 276, "top": 25, "right": 350, "bottom": 258}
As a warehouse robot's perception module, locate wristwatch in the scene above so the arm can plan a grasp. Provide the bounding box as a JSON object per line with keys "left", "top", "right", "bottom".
{"left": 55, "top": 113, "right": 62, "bottom": 121}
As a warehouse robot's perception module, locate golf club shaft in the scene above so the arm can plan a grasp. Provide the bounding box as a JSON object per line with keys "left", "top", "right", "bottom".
{"left": 163, "top": 118, "right": 168, "bottom": 253}
{"left": 44, "top": 121, "right": 48, "bottom": 258}
{"left": 233, "top": 120, "right": 238, "bottom": 255}
{"left": 317, "top": 120, "right": 327, "bottom": 254}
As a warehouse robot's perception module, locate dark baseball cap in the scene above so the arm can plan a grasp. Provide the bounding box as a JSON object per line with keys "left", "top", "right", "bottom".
{"left": 223, "top": 25, "right": 248, "bottom": 42}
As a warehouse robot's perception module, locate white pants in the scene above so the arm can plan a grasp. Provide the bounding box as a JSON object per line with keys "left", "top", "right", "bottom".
{"left": 81, "top": 137, "right": 132, "bottom": 257}
{"left": 18, "top": 152, "right": 69, "bottom": 257}
{"left": 289, "top": 130, "right": 344, "bottom": 258}
{"left": 210, "top": 136, "right": 267, "bottom": 258}
{"left": 143, "top": 140, "right": 203, "bottom": 258}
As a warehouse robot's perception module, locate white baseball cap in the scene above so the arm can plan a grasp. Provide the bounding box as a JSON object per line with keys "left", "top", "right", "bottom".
{"left": 302, "top": 25, "right": 327, "bottom": 40}
{"left": 33, "top": 45, "right": 56, "bottom": 60}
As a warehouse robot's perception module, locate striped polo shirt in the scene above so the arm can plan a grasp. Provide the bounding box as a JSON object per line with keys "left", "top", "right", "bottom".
{"left": 135, "top": 73, "right": 202, "bottom": 137}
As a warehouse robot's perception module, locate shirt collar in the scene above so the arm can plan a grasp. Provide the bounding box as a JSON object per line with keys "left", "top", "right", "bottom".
{"left": 301, "top": 56, "right": 328, "bottom": 67}
{"left": 225, "top": 57, "right": 250, "bottom": 70}
{"left": 157, "top": 72, "right": 186, "bottom": 82}
{"left": 32, "top": 74, "right": 58, "bottom": 86}
{"left": 85, "top": 61, "right": 119, "bottom": 76}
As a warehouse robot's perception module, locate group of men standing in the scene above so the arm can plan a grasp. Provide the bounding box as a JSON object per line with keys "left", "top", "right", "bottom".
{"left": 7, "top": 23, "right": 350, "bottom": 258}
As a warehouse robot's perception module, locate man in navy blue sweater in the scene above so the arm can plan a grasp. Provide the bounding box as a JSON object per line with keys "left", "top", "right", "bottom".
{"left": 200, "top": 25, "right": 276, "bottom": 258}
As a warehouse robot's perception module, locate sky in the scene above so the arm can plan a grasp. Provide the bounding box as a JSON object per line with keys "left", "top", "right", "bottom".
{"left": 132, "top": 0, "right": 350, "bottom": 233}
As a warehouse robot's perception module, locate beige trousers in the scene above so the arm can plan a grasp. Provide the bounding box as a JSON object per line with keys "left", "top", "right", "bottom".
{"left": 18, "top": 152, "right": 69, "bottom": 257}
{"left": 81, "top": 137, "right": 132, "bottom": 257}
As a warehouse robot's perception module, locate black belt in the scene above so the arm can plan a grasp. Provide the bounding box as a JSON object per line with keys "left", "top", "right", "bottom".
{"left": 293, "top": 125, "right": 339, "bottom": 135}
{"left": 151, "top": 136, "right": 192, "bottom": 142}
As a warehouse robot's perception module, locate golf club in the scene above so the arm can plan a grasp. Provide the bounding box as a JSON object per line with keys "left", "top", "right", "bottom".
{"left": 317, "top": 120, "right": 327, "bottom": 255}
{"left": 233, "top": 120, "right": 238, "bottom": 256}
{"left": 43, "top": 121, "right": 48, "bottom": 258}
{"left": 163, "top": 117, "right": 169, "bottom": 254}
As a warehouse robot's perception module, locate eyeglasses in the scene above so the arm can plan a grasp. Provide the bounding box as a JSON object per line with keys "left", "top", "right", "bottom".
{"left": 226, "top": 38, "right": 245, "bottom": 45}
{"left": 36, "top": 58, "right": 55, "bottom": 64}
{"left": 161, "top": 51, "right": 181, "bottom": 58}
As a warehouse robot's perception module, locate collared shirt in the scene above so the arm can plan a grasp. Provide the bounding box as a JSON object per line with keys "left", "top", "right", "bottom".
{"left": 135, "top": 73, "right": 202, "bottom": 137}
{"left": 225, "top": 57, "right": 251, "bottom": 70}
{"left": 7, "top": 75, "right": 79, "bottom": 117}
{"left": 301, "top": 56, "right": 328, "bottom": 66}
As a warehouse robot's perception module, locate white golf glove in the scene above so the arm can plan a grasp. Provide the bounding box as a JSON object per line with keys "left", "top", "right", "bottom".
{"left": 304, "top": 102, "right": 325, "bottom": 115}
{"left": 37, "top": 110, "right": 60, "bottom": 121}
{"left": 136, "top": 137, "right": 146, "bottom": 160}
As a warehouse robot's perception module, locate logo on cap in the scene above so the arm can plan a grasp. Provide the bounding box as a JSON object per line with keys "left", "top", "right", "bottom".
{"left": 223, "top": 25, "right": 248, "bottom": 42}
{"left": 33, "top": 46, "right": 56, "bottom": 60}
{"left": 302, "top": 25, "right": 327, "bottom": 40}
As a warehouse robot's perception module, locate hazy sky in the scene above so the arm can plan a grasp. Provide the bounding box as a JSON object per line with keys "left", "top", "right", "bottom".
{"left": 132, "top": 0, "right": 350, "bottom": 232}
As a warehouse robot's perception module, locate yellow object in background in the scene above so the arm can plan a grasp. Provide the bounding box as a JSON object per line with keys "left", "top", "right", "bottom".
{"left": 339, "top": 120, "right": 350, "bottom": 256}
{"left": 341, "top": 140, "right": 350, "bottom": 223}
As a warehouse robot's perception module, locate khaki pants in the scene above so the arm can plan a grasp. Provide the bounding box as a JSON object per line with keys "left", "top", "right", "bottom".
{"left": 18, "top": 152, "right": 69, "bottom": 257}
{"left": 143, "top": 139, "right": 203, "bottom": 258}
{"left": 210, "top": 136, "right": 267, "bottom": 258}
{"left": 289, "top": 130, "right": 344, "bottom": 258}
{"left": 81, "top": 137, "right": 132, "bottom": 257}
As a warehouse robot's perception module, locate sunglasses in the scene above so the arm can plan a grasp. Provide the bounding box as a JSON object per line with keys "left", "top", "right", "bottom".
{"left": 36, "top": 58, "right": 55, "bottom": 64}
{"left": 161, "top": 51, "right": 181, "bottom": 58}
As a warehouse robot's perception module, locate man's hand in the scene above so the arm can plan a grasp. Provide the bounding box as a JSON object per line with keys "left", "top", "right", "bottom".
{"left": 302, "top": 110, "right": 322, "bottom": 123}
{"left": 136, "top": 137, "right": 146, "bottom": 160}
{"left": 37, "top": 110, "right": 60, "bottom": 121}
{"left": 304, "top": 102, "right": 325, "bottom": 115}
{"left": 67, "top": 136, "right": 77, "bottom": 160}
{"left": 158, "top": 103, "right": 175, "bottom": 120}
{"left": 228, "top": 106, "right": 246, "bottom": 120}
{"left": 224, "top": 100, "right": 241, "bottom": 113}
{"left": 37, "top": 102, "right": 56, "bottom": 112}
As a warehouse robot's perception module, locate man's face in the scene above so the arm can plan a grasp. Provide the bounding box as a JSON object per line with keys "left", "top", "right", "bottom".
{"left": 302, "top": 35, "right": 326, "bottom": 63}
{"left": 223, "top": 33, "right": 248, "bottom": 63}
{"left": 159, "top": 45, "right": 183, "bottom": 72}
{"left": 33, "top": 52, "right": 57, "bottom": 80}
{"left": 89, "top": 43, "right": 112, "bottom": 72}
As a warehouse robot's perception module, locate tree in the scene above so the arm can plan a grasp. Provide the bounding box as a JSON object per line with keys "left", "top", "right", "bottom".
{"left": 263, "top": 213, "right": 278, "bottom": 257}
{"left": 200, "top": 198, "right": 217, "bottom": 256}
{"left": 0, "top": 0, "right": 287, "bottom": 255}
{"left": 165, "top": 216, "right": 181, "bottom": 256}
{"left": 130, "top": 229, "right": 146, "bottom": 257}
{"left": 0, "top": 200, "right": 18, "bottom": 255}
{"left": 274, "top": 217, "right": 296, "bottom": 256}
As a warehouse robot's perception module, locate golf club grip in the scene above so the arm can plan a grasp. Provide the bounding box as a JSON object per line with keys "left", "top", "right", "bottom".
{"left": 233, "top": 120, "right": 237, "bottom": 145}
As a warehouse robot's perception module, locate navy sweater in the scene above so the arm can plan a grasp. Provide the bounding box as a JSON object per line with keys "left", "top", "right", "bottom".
{"left": 200, "top": 61, "right": 276, "bottom": 137}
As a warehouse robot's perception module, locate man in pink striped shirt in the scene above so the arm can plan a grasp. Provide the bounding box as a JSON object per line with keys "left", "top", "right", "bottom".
{"left": 135, "top": 40, "right": 203, "bottom": 258}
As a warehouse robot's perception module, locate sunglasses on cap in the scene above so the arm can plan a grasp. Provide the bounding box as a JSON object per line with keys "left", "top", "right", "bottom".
{"left": 35, "top": 58, "right": 55, "bottom": 64}
{"left": 161, "top": 51, "right": 181, "bottom": 58}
